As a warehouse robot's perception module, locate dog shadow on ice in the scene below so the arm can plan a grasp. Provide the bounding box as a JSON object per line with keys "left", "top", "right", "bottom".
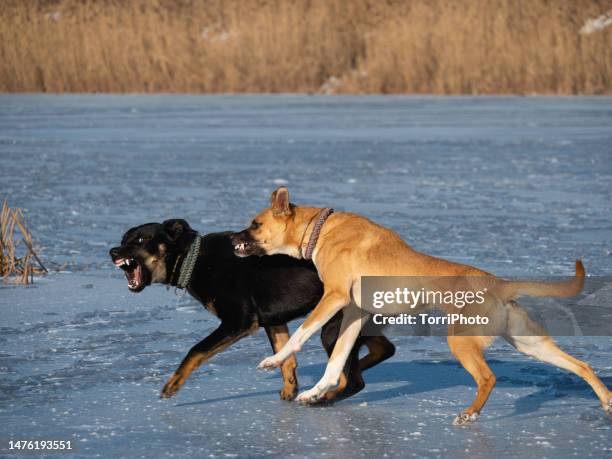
{"left": 297, "top": 360, "right": 612, "bottom": 418}
{"left": 176, "top": 359, "right": 611, "bottom": 419}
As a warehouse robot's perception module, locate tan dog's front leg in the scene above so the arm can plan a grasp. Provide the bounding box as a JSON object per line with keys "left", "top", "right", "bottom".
{"left": 297, "top": 304, "right": 365, "bottom": 404}
{"left": 258, "top": 292, "right": 349, "bottom": 370}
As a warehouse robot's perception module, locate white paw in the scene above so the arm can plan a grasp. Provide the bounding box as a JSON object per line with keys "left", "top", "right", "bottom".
{"left": 296, "top": 386, "right": 325, "bottom": 404}
{"left": 452, "top": 411, "right": 479, "bottom": 426}
{"left": 258, "top": 355, "right": 282, "bottom": 371}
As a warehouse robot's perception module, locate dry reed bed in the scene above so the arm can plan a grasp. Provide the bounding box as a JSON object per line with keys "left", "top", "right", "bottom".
{"left": 1, "top": 201, "right": 46, "bottom": 285}
{"left": 1, "top": 0, "right": 611, "bottom": 94}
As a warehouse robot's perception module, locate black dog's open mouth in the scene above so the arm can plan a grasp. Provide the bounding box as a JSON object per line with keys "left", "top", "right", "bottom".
{"left": 233, "top": 241, "right": 252, "bottom": 257}
{"left": 233, "top": 240, "right": 267, "bottom": 257}
{"left": 114, "top": 257, "right": 143, "bottom": 291}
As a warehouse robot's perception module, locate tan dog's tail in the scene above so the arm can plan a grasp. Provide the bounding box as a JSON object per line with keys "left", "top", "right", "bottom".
{"left": 501, "top": 260, "right": 585, "bottom": 299}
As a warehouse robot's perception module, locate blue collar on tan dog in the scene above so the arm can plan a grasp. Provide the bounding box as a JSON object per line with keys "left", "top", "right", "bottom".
{"left": 303, "top": 208, "right": 334, "bottom": 260}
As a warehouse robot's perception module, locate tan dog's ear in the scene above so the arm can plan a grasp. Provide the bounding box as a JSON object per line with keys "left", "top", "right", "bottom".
{"left": 271, "top": 187, "right": 292, "bottom": 216}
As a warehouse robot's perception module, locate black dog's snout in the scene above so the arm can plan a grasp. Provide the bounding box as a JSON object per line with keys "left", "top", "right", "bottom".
{"left": 109, "top": 247, "right": 120, "bottom": 258}
{"left": 231, "top": 231, "right": 253, "bottom": 247}
{"left": 231, "top": 231, "right": 263, "bottom": 257}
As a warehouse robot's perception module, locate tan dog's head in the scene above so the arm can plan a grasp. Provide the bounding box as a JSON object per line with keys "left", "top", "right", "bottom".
{"left": 232, "top": 187, "right": 301, "bottom": 258}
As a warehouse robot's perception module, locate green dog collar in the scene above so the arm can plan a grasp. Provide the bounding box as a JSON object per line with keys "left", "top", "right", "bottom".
{"left": 177, "top": 235, "right": 201, "bottom": 289}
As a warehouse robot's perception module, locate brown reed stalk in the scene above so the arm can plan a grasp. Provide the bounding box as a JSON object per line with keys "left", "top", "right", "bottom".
{"left": 0, "top": 0, "right": 610, "bottom": 94}
{"left": 0, "top": 200, "right": 45, "bottom": 285}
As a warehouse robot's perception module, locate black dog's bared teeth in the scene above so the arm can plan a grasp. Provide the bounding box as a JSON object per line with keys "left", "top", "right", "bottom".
{"left": 116, "top": 257, "right": 137, "bottom": 272}
{"left": 125, "top": 262, "right": 142, "bottom": 290}
{"left": 234, "top": 242, "right": 249, "bottom": 252}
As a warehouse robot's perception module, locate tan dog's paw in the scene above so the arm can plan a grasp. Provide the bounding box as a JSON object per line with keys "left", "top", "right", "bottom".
{"left": 296, "top": 386, "right": 325, "bottom": 404}
{"left": 605, "top": 398, "right": 612, "bottom": 414}
{"left": 258, "top": 355, "right": 282, "bottom": 370}
{"left": 160, "top": 372, "right": 185, "bottom": 399}
{"left": 452, "top": 412, "right": 479, "bottom": 426}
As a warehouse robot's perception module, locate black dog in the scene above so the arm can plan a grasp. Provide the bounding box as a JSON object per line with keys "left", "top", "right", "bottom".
{"left": 109, "top": 219, "right": 394, "bottom": 401}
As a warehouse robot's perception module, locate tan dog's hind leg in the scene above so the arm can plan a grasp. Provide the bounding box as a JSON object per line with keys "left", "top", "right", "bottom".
{"left": 296, "top": 304, "right": 365, "bottom": 403}
{"left": 258, "top": 291, "right": 349, "bottom": 370}
{"left": 506, "top": 335, "right": 612, "bottom": 413}
{"left": 265, "top": 325, "right": 299, "bottom": 400}
{"left": 449, "top": 335, "right": 497, "bottom": 425}
{"left": 503, "top": 301, "right": 611, "bottom": 414}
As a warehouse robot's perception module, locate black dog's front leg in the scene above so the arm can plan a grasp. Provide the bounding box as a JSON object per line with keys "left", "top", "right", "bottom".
{"left": 160, "top": 322, "right": 255, "bottom": 399}
{"left": 264, "top": 324, "right": 299, "bottom": 400}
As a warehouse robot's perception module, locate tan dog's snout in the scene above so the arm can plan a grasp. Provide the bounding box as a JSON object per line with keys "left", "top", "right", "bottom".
{"left": 234, "top": 187, "right": 300, "bottom": 258}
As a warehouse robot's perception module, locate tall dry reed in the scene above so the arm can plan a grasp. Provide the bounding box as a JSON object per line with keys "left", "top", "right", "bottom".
{"left": 1, "top": 0, "right": 611, "bottom": 94}
{"left": 1, "top": 200, "right": 46, "bottom": 285}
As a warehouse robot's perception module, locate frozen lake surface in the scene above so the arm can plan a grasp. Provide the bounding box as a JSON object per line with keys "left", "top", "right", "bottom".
{"left": 1, "top": 95, "right": 611, "bottom": 458}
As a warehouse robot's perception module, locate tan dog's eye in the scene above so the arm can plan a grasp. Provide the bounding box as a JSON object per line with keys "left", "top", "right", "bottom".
{"left": 250, "top": 220, "right": 261, "bottom": 230}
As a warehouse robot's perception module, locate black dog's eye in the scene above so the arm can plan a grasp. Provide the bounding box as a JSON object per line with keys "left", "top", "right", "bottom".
{"left": 250, "top": 220, "right": 261, "bottom": 230}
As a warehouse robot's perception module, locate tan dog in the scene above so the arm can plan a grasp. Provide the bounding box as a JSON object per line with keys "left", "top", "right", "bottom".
{"left": 232, "top": 187, "right": 611, "bottom": 425}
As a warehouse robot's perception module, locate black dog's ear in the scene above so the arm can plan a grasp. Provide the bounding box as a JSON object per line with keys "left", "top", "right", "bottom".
{"left": 162, "top": 219, "right": 192, "bottom": 241}
{"left": 271, "top": 187, "right": 292, "bottom": 217}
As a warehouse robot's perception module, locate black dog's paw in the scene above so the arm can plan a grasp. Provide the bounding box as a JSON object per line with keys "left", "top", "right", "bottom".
{"left": 279, "top": 385, "right": 298, "bottom": 401}
{"left": 160, "top": 372, "right": 185, "bottom": 399}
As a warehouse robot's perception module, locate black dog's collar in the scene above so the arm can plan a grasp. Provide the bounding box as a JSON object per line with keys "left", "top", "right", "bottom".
{"left": 302, "top": 208, "right": 334, "bottom": 260}
{"left": 170, "top": 235, "right": 201, "bottom": 290}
